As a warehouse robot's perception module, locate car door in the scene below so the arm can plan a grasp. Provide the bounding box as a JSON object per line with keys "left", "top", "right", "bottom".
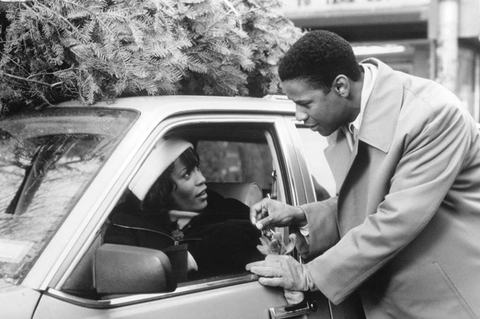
{"left": 33, "top": 111, "right": 334, "bottom": 319}
{"left": 287, "top": 120, "right": 366, "bottom": 319}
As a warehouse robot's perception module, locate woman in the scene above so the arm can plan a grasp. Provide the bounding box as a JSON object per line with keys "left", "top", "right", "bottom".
{"left": 104, "top": 137, "right": 263, "bottom": 281}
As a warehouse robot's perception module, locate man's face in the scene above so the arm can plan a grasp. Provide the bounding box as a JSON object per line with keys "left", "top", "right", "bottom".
{"left": 282, "top": 78, "right": 348, "bottom": 136}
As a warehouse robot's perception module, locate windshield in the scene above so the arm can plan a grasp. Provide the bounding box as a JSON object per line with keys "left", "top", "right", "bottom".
{"left": 0, "top": 107, "right": 138, "bottom": 285}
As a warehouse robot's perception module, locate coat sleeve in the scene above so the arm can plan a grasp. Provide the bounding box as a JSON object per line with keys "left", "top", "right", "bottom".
{"left": 297, "top": 196, "right": 339, "bottom": 260}
{"left": 306, "top": 98, "right": 478, "bottom": 304}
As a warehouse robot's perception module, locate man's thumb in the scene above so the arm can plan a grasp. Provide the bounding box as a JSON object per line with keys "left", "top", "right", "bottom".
{"left": 255, "top": 220, "right": 265, "bottom": 230}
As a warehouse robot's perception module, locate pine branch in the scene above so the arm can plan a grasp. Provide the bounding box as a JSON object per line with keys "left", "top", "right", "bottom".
{"left": 0, "top": 0, "right": 302, "bottom": 112}
{"left": 3, "top": 72, "right": 63, "bottom": 88}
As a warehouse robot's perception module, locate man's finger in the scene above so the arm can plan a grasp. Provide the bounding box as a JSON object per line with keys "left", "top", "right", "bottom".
{"left": 245, "top": 260, "right": 263, "bottom": 271}
{"left": 246, "top": 254, "right": 282, "bottom": 270}
{"left": 256, "top": 215, "right": 273, "bottom": 230}
{"left": 248, "top": 265, "right": 281, "bottom": 277}
{"left": 258, "top": 277, "right": 286, "bottom": 288}
{"left": 255, "top": 221, "right": 264, "bottom": 230}
{"left": 246, "top": 263, "right": 284, "bottom": 277}
{"left": 250, "top": 200, "right": 265, "bottom": 225}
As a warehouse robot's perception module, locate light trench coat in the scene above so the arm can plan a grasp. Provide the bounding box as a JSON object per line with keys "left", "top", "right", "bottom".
{"left": 300, "top": 59, "right": 480, "bottom": 318}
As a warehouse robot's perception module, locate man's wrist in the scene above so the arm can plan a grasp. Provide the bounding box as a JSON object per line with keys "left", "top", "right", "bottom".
{"left": 302, "top": 263, "right": 318, "bottom": 291}
{"left": 293, "top": 206, "right": 308, "bottom": 227}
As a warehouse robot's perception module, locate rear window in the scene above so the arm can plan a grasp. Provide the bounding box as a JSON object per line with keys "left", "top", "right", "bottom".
{"left": 197, "top": 140, "right": 272, "bottom": 190}
{"left": 0, "top": 107, "right": 137, "bottom": 285}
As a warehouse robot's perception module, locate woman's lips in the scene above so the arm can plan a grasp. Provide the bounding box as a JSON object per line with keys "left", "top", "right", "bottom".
{"left": 196, "top": 189, "right": 207, "bottom": 199}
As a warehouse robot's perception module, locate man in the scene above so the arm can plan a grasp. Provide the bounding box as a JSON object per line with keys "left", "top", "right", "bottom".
{"left": 246, "top": 30, "right": 480, "bottom": 318}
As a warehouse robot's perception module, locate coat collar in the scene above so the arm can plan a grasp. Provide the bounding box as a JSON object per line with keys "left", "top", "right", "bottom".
{"left": 357, "top": 58, "right": 402, "bottom": 153}
{"left": 327, "top": 59, "right": 402, "bottom": 153}
{"left": 324, "top": 58, "right": 403, "bottom": 193}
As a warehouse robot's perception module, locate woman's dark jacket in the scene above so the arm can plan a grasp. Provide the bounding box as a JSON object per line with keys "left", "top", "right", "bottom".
{"left": 104, "top": 190, "right": 263, "bottom": 281}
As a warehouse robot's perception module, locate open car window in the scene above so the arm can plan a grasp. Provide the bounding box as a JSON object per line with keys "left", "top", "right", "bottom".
{"left": 62, "top": 121, "right": 287, "bottom": 299}
{"left": 175, "top": 126, "right": 276, "bottom": 285}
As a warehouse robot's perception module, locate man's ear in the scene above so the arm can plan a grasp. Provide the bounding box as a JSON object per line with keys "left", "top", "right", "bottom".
{"left": 332, "top": 75, "right": 349, "bottom": 97}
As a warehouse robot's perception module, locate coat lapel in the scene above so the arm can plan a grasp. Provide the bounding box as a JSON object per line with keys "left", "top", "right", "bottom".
{"left": 325, "top": 130, "right": 357, "bottom": 194}
{"left": 357, "top": 58, "right": 402, "bottom": 153}
{"left": 324, "top": 59, "right": 403, "bottom": 193}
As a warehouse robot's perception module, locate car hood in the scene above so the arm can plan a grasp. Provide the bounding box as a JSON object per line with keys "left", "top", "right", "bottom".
{"left": 0, "top": 283, "right": 41, "bottom": 319}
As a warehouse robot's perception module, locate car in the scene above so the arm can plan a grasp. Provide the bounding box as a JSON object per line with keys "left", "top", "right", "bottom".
{"left": 0, "top": 95, "right": 365, "bottom": 319}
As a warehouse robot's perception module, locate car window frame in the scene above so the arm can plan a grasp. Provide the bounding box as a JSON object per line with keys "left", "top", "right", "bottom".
{"left": 48, "top": 111, "right": 304, "bottom": 308}
{"left": 291, "top": 121, "right": 337, "bottom": 200}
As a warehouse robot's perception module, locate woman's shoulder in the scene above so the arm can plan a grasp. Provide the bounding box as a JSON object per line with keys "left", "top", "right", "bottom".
{"left": 108, "top": 200, "right": 166, "bottom": 229}
{"left": 191, "top": 189, "right": 250, "bottom": 226}
{"left": 207, "top": 189, "right": 249, "bottom": 210}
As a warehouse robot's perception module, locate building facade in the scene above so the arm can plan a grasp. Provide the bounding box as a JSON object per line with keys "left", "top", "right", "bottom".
{"left": 283, "top": 0, "right": 480, "bottom": 120}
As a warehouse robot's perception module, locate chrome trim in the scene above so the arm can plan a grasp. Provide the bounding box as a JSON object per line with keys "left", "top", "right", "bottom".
{"left": 272, "top": 117, "right": 303, "bottom": 206}
{"left": 269, "top": 298, "right": 318, "bottom": 319}
{"left": 48, "top": 274, "right": 258, "bottom": 309}
{"left": 285, "top": 119, "right": 318, "bottom": 204}
{"left": 54, "top": 113, "right": 284, "bottom": 291}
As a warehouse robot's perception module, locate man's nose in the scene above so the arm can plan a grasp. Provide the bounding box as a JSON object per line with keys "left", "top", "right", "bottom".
{"left": 295, "top": 106, "right": 308, "bottom": 122}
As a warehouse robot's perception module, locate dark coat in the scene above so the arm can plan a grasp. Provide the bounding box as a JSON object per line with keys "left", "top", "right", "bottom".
{"left": 104, "top": 190, "right": 263, "bottom": 281}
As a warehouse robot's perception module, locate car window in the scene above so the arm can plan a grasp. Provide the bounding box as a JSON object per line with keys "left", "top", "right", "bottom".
{"left": 296, "top": 126, "right": 336, "bottom": 198}
{"left": 0, "top": 108, "right": 137, "bottom": 285}
{"left": 89, "top": 122, "right": 283, "bottom": 298}
{"left": 197, "top": 140, "right": 272, "bottom": 192}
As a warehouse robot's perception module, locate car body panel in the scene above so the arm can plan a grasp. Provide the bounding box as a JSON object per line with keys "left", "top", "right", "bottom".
{"left": 1, "top": 96, "right": 365, "bottom": 318}
{"left": 0, "top": 283, "right": 41, "bottom": 319}
{"left": 22, "top": 98, "right": 275, "bottom": 289}
{"left": 36, "top": 282, "right": 295, "bottom": 319}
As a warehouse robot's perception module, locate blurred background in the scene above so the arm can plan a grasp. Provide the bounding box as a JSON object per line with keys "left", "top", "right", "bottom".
{"left": 0, "top": 0, "right": 478, "bottom": 120}
{"left": 281, "top": 0, "right": 480, "bottom": 121}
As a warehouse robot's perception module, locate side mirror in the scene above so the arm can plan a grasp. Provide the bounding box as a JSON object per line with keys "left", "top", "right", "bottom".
{"left": 94, "top": 244, "right": 177, "bottom": 294}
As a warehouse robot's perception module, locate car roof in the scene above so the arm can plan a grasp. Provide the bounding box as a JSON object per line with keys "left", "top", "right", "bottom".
{"left": 56, "top": 95, "right": 296, "bottom": 118}
{"left": 56, "top": 95, "right": 299, "bottom": 167}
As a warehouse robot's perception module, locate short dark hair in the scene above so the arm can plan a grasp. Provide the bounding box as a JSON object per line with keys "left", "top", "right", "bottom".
{"left": 143, "top": 147, "right": 200, "bottom": 214}
{"left": 278, "top": 30, "right": 361, "bottom": 92}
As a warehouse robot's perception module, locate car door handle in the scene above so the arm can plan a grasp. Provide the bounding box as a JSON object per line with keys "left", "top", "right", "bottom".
{"left": 269, "top": 298, "right": 318, "bottom": 319}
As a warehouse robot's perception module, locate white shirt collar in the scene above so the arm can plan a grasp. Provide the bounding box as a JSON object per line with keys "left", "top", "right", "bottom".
{"left": 349, "top": 62, "right": 377, "bottom": 133}
{"left": 340, "top": 63, "right": 377, "bottom": 151}
{"left": 169, "top": 210, "right": 200, "bottom": 230}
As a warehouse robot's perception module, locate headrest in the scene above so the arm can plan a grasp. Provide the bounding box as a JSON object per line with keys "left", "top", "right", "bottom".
{"left": 206, "top": 182, "right": 263, "bottom": 207}
{"left": 129, "top": 137, "right": 193, "bottom": 201}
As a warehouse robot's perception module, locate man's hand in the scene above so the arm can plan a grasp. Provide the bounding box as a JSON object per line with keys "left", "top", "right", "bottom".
{"left": 245, "top": 255, "right": 316, "bottom": 291}
{"left": 250, "top": 199, "right": 307, "bottom": 230}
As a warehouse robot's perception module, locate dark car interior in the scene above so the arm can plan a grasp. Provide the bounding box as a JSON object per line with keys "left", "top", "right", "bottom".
{"left": 61, "top": 122, "right": 281, "bottom": 299}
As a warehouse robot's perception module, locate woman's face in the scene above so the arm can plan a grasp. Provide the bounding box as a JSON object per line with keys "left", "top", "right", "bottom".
{"left": 169, "top": 157, "right": 208, "bottom": 212}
